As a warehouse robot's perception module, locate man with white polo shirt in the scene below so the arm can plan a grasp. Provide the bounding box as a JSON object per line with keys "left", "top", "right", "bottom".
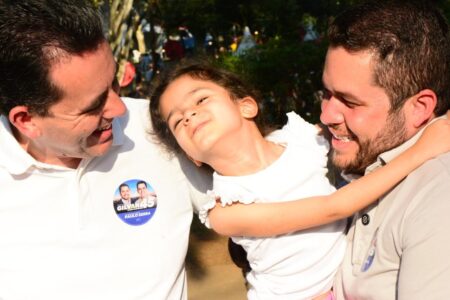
{"left": 0, "top": 0, "right": 210, "bottom": 299}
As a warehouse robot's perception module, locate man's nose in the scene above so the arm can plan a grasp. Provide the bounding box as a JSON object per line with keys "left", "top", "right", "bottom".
{"left": 320, "top": 97, "right": 344, "bottom": 125}
{"left": 103, "top": 89, "right": 126, "bottom": 119}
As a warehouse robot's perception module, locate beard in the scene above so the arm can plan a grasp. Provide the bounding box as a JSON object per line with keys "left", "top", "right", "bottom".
{"left": 331, "top": 110, "right": 408, "bottom": 174}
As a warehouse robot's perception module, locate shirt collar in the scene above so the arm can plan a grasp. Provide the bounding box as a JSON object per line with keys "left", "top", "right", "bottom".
{"left": 0, "top": 115, "right": 37, "bottom": 175}
{"left": 0, "top": 114, "right": 125, "bottom": 175}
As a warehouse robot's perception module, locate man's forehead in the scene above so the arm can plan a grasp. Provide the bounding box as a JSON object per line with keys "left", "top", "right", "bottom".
{"left": 46, "top": 43, "right": 115, "bottom": 111}
{"left": 323, "top": 48, "right": 376, "bottom": 84}
{"left": 325, "top": 47, "right": 375, "bottom": 65}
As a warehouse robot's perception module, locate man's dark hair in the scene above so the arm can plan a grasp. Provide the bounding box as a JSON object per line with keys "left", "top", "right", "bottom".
{"left": 0, "top": 0, "right": 106, "bottom": 116}
{"left": 328, "top": 0, "right": 449, "bottom": 115}
{"left": 136, "top": 181, "right": 147, "bottom": 189}
{"left": 149, "top": 60, "right": 264, "bottom": 154}
{"left": 119, "top": 183, "right": 129, "bottom": 191}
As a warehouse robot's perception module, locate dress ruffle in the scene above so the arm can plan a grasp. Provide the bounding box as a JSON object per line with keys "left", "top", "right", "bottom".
{"left": 198, "top": 189, "right": 261, "bottom": 228}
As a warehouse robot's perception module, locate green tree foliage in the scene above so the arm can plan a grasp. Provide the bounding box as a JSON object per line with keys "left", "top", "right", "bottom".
{"left": 94, "top": 0, "right": 449, "bottom": 127}
{"left": 218, "top": 38, "right": 327, "bottom": 127}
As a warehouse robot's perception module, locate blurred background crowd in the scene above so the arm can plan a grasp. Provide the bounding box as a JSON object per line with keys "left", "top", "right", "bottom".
{"left": 93, "top": 0, "right": 449, "bottom": 128}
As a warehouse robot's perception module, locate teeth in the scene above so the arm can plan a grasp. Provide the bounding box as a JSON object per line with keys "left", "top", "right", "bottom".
{"left": 333, "top": 134, "right": 352, "bottom": 142}
{"left": 98, "top": 124, "right": 112, "bottom": 131}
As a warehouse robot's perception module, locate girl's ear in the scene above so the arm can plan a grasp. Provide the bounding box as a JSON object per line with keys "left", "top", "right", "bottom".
{"left": 8, "top": 106, "right": 41, "bottom": 139}
{"left": 185, "top": 153, "right": 203, "bottom": 167}
{"left": 238, "top": 96, "right": 259, "bottom": 119}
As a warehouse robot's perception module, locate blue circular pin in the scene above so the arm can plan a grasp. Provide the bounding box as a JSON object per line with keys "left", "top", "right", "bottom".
{"left": 113, "top": 179, "right": 158, "bottom": 226}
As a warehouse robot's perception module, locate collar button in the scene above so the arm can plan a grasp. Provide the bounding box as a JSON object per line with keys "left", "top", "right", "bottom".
{"left": 361, "top": 213, "right": 370, "bottom": 225}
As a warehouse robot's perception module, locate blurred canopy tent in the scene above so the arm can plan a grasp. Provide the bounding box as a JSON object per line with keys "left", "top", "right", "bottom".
{"left": 236, "top": 26, "right": 256, "bottom": 56}
{"left": 303, "top": 24, "right": 319, "bottom": 42}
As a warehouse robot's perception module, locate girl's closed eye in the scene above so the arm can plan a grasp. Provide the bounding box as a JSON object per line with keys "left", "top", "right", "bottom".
{"left": 172, "top": 118, "right": 183, "bottom": 130}
{"left": 197, "top": 97, "right": 208, "bottom": 105}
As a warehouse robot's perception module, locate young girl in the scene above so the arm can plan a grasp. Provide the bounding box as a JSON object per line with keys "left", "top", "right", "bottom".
{"left": 149, "top": 62, "right": 450, "bottom": 300}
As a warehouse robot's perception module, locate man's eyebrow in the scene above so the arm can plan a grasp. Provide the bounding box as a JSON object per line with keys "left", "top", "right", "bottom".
{"left": 334, "top": 90, "right": 355, "bottom": 99}
{"left": 80, "top": 64, "right": 118, "bottom": 114}
{"left": 80, "top": 89, "right": 109, "bottom": 114}
{"left": 323, "top": 84, "right": 358, "bottom": 101}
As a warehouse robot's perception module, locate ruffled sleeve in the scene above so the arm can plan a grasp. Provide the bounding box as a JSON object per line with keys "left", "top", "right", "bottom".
{"left": 197, "top": 191, "right": 219, "bottom": 228}
{"left": 266, "top": 111, "right": 329, "bottom": 155}
{"left": 198, "top": 177, "right": 262, "bottom": 228}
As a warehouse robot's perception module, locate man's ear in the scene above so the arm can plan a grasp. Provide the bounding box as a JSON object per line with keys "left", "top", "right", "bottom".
{"left": 8, "top": 106, "right": 41, "bottom": 139}
{"left": 185, "top": 153, "right": 203, "bottom": 167}
{"left": 238, "top": 96, "right": 259, "bottom": 119}
{"left": 404, "top": 89, "right": 437, "bottom": 128}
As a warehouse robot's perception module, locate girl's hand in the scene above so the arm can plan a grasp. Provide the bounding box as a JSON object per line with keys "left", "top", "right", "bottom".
{"left": 413, "top": 112, "right": 450, "bottom": 160}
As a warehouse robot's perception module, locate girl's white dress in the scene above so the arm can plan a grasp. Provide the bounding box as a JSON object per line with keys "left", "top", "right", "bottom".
{"left": 199, "top": 112, "right": 346, "bottom": 300}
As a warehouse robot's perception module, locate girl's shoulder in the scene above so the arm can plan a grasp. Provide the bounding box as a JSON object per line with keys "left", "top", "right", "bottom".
{"left": 266, "top": 112, "right": 329, "bottom": 152}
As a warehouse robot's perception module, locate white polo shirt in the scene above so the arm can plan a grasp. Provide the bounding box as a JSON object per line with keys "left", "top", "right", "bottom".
{"left": 0, "top": 98, "right": 211, "bottom": 300}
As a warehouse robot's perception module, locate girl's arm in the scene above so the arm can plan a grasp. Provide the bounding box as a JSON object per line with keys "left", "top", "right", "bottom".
{"left": 208, "top": 115, "right": 450, "bottom": 237}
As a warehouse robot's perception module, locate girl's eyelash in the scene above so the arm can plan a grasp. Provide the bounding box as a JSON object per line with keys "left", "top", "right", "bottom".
{"left": 173, "top": 119, "right": 182, "bottom": 129}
